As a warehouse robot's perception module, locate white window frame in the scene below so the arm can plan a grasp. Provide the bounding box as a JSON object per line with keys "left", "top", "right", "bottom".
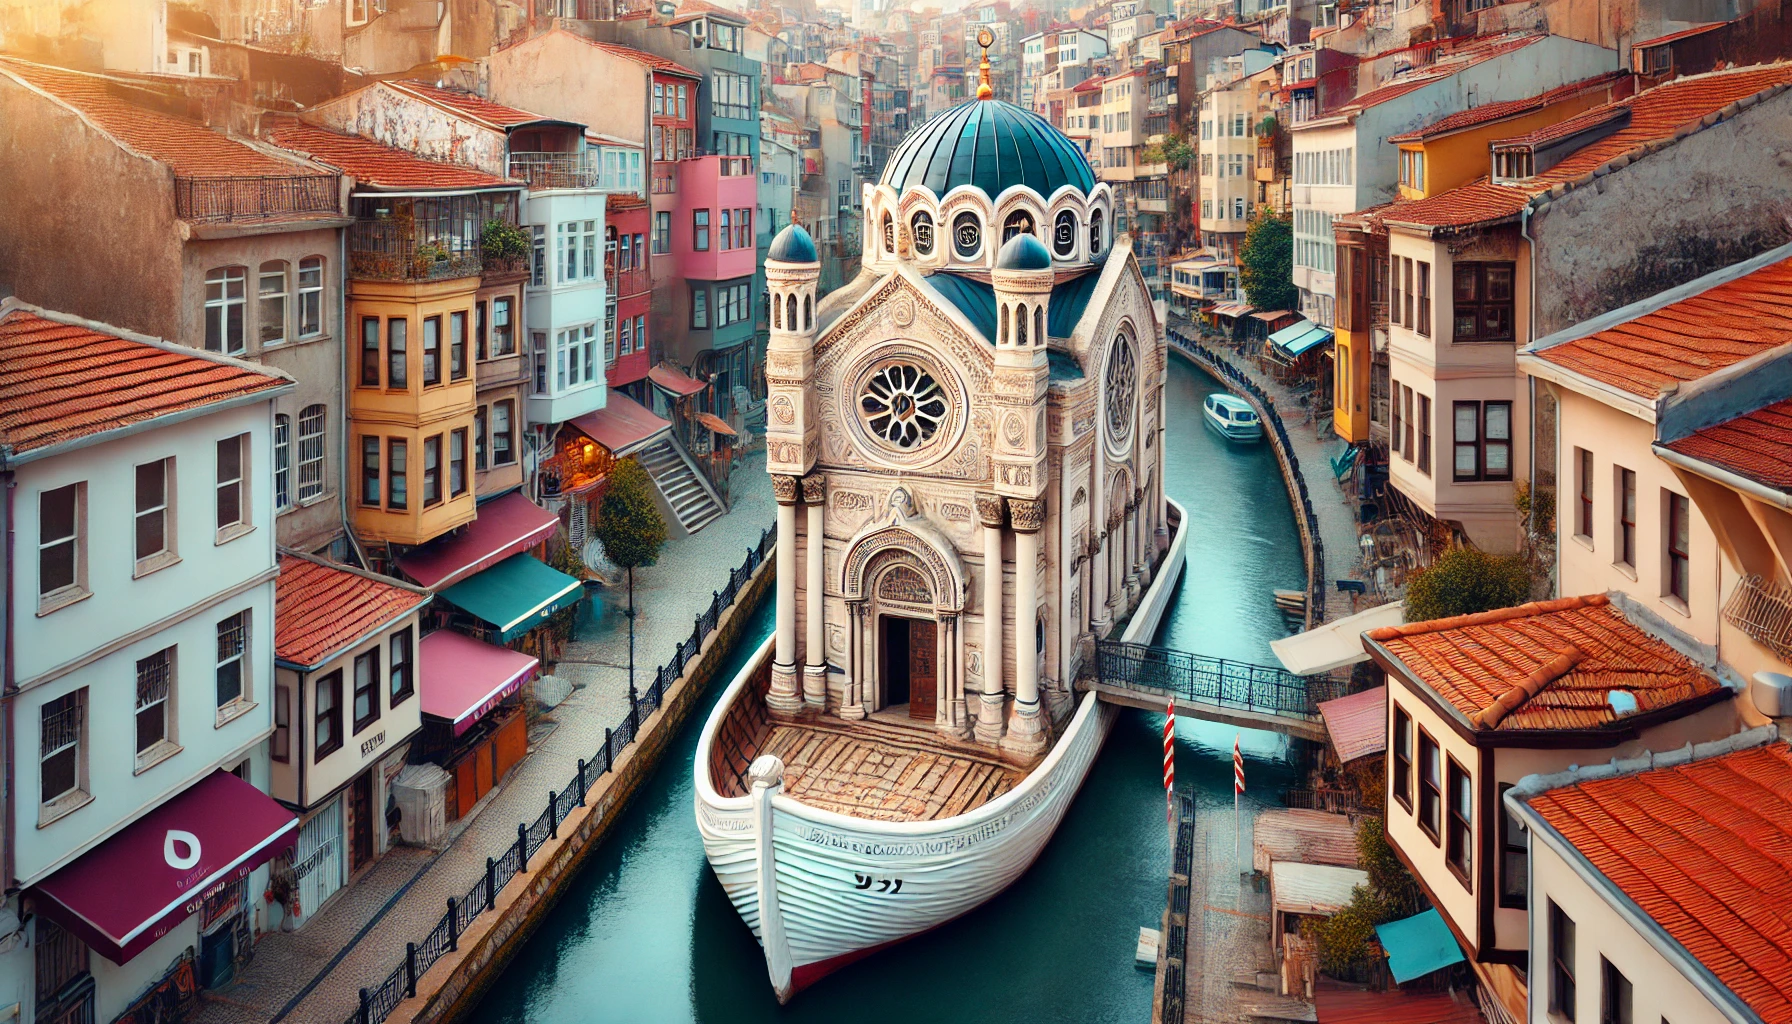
{"left": 298, "top": 256, "right": 325, "bottom": 337}
{"left": 134, "top": 457, "right": 177, "bottom": 576}
{"left": 297, "top": 404, "right": 327, "bottom": 503}
{"left": 37, "top": 482, "right": 87, "bottom": 613}
{"left": 39, "top": 688, "right": 89, "bottom": 822}
{"left": 216, "top": 432, "right": 251, "bottom": 542}
{"left": 215, "top": 609, "right": 253, "bottom": 723}
{"left": 135, "top": 646, "right": 179, "bottom": 771}
{"left": 274, "top": 414, "right": 293, "bottom": 512}
{"left": 205, "top": 267, "right": 247, "bottom": 355}
{"left": 258, "top": 261, "right": 288, "bottom": 346}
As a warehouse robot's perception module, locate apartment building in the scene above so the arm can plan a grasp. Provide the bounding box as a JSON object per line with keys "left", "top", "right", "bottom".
{"left": 1197, "top": 50, "right": 1280, "bottom": 259}
{"left": 1, "top": 303, "right": 297, "bottom": 1020}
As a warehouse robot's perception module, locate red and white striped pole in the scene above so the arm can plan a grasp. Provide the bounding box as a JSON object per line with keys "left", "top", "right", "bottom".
{"left": 1163, "top": 699, "right": 1176, "bottom": 837}
{"left": 1233, "top": 735, "right": 1245, "bottom": 866}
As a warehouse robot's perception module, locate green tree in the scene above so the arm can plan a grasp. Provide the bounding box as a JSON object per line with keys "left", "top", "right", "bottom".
{"left": 1238, "top": 211, "right": 1296, "bottom": 312}
{"left": 1356, "top": 816, "right": 1425, "bottom": 921}
{"left": 594, "top": 458, "right": 668, "bottom": 694}
{"left": 1404, "top": 545, "right": 1532, "bottom": 622}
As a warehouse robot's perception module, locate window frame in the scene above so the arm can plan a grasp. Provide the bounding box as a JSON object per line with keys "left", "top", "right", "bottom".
{"left": 37, "top": 482, "right": 86, "bottom": 611}
{"left": 390, "top": 628, "right": 415, "bottom": 705}
{"left": 134, "top": 457, "right": 176, "bottom": 574}
{"left": 298, "top": 256, "right": 324, "bottom": 338}
{"left": 1577, "top": 448, "right": 1595, "bottom": 542}
{"left": 1391, "top": 705, "right": 1413, "bottom": 811}
{"left": 1451, "top": 400, "right": 1512, "bottom": 483}
{"left": 423, "top": 434, "right": 442, "bottom": 506}
{"left": 491, "top": 296, "right": 514, "bottom": 356}
{"left": 1665, "top": 491, "right": 1690, "bottom": 605}
{"left": 215, "top": 608, "right": 251, "bottom": 717}
{"left": 388, "top": 438, "right": 408, "bottom": 511}
{"left": 258, "top": 260, "right": 289, "bottom": 347}
{"left": 315, "top": 669, "right": 344, "bottom": 760}
{"left": 1445, "top": 756, "right": 1472, "bottom": 887}
{"left": 1550, "top": 900, "right": 1577, "bottom": 1021}
{"left": 1616, "top": 466, "right": 1637, "bottom": 571}
{"left": 492, "top": 401, "right": 515, "bottom": 466}
{"left": 387, "top": 318, "right": 409, "bottom": 388}
{"left": 39, "top": 688, "right": 88, "bottom": 811}
{"left": 297, "top": 405, "right": 327, "bottom": 503}
{"left": 215, "top": 432, "right": 250, "bottom": 540}
{"left": 1418, "top": 395, "right": 1432, "bottom": 476}
{"left": 352, "top": 647, "right": 382, "bottom": 734}
{"left": 1601, "top": 957, "right": 1632, "bottom": 1024}
{"left": 1450, "top": 261, "right": 1516, "bottom": 342}
{"left": 360, "top": 317, "right": 381, "bottom": 387}
{"left": 1417, "top": 729, "right": 1442, "bottom": 843}
{"left": 693, "top": 209, "right": 711, "bottom": 252}
{"left": 1416, "top": 261, "right": 1431, "bottom": 337}
{"left": 272, "top": 682, "right": 292, "bottom": 763}
{"left": 274, "top": 414, "right": 293, "bottom": 512}
{"left": 449, "top": 310, "right": 468, "bottom": 381}
{"left": 1498, "top": 782, "right": 1527, "bottom": 909}
{"left": 450, "top": 428, "right": 468, "bottom": 497}
{"left": 422, "top": 315, "right": 442, "bottom": 387}
{"left": 134, "top": 646, "right": 177, "bottom": 763}
{"left": 204, "top": 266, "right": 247, "bottom": 355}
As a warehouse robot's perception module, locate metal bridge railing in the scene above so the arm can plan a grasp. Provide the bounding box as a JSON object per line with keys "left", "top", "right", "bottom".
{"left": 1095, "top": 640, "right": 1343, "bottom": 719}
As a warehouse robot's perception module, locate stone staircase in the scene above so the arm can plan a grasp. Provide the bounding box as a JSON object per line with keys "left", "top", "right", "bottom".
{"left": 636, "top": 435, "right": 725, "bottom": 535}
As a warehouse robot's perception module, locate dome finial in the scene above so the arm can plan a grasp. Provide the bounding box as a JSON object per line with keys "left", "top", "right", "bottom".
{"left": 976, "top": 27, "right": 994, "bottom": 100}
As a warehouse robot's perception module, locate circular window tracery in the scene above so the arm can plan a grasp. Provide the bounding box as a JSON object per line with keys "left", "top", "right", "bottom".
{"left": 1105, "top": 334, "right": 1137, "bottom": 447}
{"left": 1053, "top": 210, "right": 1078, "bottom": 258}
{"left": 912, "top": 212, "right": 935, "bottom": 255}
{"left": 859, "top": 362, "right": 949, "bottom": 450}
{"left": 953, "top": 212, "right": 982, "bottom": 259}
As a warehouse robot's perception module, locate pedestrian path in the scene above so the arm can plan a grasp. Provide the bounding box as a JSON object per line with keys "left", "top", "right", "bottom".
{"left": 194, "top": 454, "right": 773, "bottom": 1024}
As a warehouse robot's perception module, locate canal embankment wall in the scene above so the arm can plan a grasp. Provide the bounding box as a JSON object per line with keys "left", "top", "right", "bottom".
{"left": 1165, "top": 327, "right": 1331, "bottom": 629}
{"left": 387, "top": 553, "right": 777, "bottom": 1024}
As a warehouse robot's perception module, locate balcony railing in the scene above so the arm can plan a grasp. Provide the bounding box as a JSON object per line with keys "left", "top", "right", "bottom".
{"left": 1725, "top": 574, "right": 1792, "bottom": 660}
{"left": 349, "top": 220, "right": 483, "bottom": 282}
{"left": 174, "top": 174, "right": 341, "bottom": 223}
{"left": 508, "top": 152, "right": 600, "bottom": 190}
{"left": 608, "top": 265, "right": 650, "bottom": 297}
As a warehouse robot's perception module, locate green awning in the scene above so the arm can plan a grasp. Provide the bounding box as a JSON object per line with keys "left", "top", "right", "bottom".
{"left": 1375, "top": 909, "right": 1465, "bottom": 984}
{"left": 437, "top": 554, "right": 583, "bottom": 642}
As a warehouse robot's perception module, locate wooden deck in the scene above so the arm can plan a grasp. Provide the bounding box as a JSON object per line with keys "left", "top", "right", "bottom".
{"left": 756, "top": 721, "right": 1024, "bottom": 822}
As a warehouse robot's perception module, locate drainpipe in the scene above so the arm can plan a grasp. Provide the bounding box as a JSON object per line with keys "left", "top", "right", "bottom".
{"left": 336, "top": 227, "right": 366, "bottom": 567}
{"left": 1520, "top": 203, "right": 1539, "bottom": 544}
{"left": 3, "top": 470, "right": 15, "bottom": 894}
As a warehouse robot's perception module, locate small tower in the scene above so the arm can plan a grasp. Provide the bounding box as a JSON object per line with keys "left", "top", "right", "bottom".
{"left": 764, "top": 223, "right": 822, "bottom": 714}
{"left": 990, "top": 232, "right": 1053, "bottom": 754}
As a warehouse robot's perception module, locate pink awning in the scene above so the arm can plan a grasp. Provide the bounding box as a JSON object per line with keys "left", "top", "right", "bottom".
{"left": 648, "top": 363, "right": 709, "bottom": 397}
{"left": 31, "top": 771, "right": 296, "bottom": 965}
{"left": 1318, "top": 685, "right": 1387, "bottom": 764}
{"left": 568, "top": 392, "right": 671, "bottom": 457}
{"left": 398, "top": 491, "right": 559, "bottom": 591}
{"left": 420, "top": 630, "right": 540, "bottom": 735}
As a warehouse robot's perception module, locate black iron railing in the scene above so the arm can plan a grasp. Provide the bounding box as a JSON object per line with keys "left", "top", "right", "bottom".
{"left": 346, "top": 525, "right": 776, "bottom": 1024}
{"left": 174, "top": 174, "right": 340, "bottom": 223}
{"left": 1159, "top": 790, "right": 1195, "bottom": 1023}
{"left": 1096, "top": 640, "right": 1342, "bottom": 719}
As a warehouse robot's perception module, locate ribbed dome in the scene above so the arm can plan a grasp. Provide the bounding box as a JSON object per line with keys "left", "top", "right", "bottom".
{"left": 881, "top": 99, "right": 1097, "bottom": 199}
{"left": 996, "top": 233, "right": 1052, "bottom": 270}
{"left": 767, "top": 223, "right": 817, "bottom": 263}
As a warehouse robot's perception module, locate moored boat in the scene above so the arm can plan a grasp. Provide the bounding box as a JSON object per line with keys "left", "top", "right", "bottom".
{"left": 1203, "top": 393, "right": 1263, "bottom": 441}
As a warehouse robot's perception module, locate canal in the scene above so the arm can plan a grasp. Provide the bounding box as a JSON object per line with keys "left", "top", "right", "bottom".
{"left": 475, "top": 355, "right": 1307, "bottom": 1023}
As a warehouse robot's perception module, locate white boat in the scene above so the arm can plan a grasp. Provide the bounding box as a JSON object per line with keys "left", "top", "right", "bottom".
{"left": 1203, "top": 392, "right": 1263, "bottom": 441}
{"left": 694, "top": 499, "right": 1189, "bottom": 1001}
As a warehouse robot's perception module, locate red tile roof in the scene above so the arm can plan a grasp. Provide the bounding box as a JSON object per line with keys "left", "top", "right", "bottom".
{"left": 1634, "top": 21, "right": 1725, "bottom": 48}
{"left": 386, "top": 82, "right": 566, "bottom": 131}
{"left": 1315, "top": 985, "right": 1486, "bottom": 1024}
{"left": 1386, "top": 71, "right": 1626, "bottom": 142}
{"left": 1367, "top": 595, "right": 1724, "bottom": 732}
{"left": 1534, "top": 254, "right": 1792, "bottom": 397}
{"left": 1317, "top": 685, "right": 1387, "bottom": 763}
{"left": 1663, "top": 397, "right": 1792, "bottom": 493}
{"left": 0, "top": 57, "right": 323, "bottom": 181}
{"left": 1385, "top": 63, "right": 1792, "bottom": 229}
{"left": 0, "top": 306, "right": 290, "bottom": 457}
{"left": 265, "top": 118, "right": 517, "bottom": 191}
{"left": 1525, "top": 742, "right": 1792, "bottom": 1024}
{"left": 573, "top": 36, "right": 702, "bottom": 78}
{"left": 275, "top": 555, "right": 429, "bottom": 668}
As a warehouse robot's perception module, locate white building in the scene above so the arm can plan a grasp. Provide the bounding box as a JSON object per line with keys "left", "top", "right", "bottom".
{"left": 522, "top": 187, "right": 611, "bottom": 427}
{"left": 1, "top": 302, "right": 298, "bottom": 1021}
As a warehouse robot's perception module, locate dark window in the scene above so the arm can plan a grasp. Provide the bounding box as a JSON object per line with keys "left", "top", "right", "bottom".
{"left": 423, "top": 435, "right": 442, "bottom": 506}
{"left": 216, "top": 433, "right": 246, "bottom": 532}
{"left": 1403, "top": 387, "right": 1415, "bottom": 460}
{"left": 387, "top": 318, "right": 408, "bottom": 387}
{"left": 1578, "top": 448, "right": 1595, "bottom": 539}
{"left": 389, "top": 439, "right": 408, "bottom": 511}
{"left": 694, "top": 209, "right": 710, "bottom": 251}
{"left": 422, "top": 316, "right": 441, "bottom": 386}
{"left": 1601, "top": 958, "right": 1631, "bottom": 1024}
{"left": 475, "top": 300, "right": 488, "bottom": 361}
{"left": 352, "top": 648, "right": 381, "bottom": 733}
{"left": 361, "top": 436, "right": 381, "bottom": 507}
{"left": 1445, "top": 757, "right": 1472, "bottom": 884}
{"left": 911, "top": 212, "right": 935, "bottom": 255}
{"left": 272, "top": 682, "right": 291, "bottom": 762}
{"left": 492, "top": 296, "right": 514, "bottom": 355}
{"left": 1391, "top": 706, "right": 1412, "bottom": 810}
{"left": 450, "top": 310, "right": 468, "bottom": 380}
{"left": 1391, "top": 379, "right": 1404, "bottom": 458}
{"left": 38, "top": 484, "right": 79, "bottom": 597}
{"left": 1618, "top": 467, "right": 1636, "bottom": 568}
{"left": 955, "top": 211, "right": 983, "bottom": 258}
{"left": 451, "top": 429, "right": 468, "bottom": 497}
{"left": 1417, "top": 261, "right": 1431, "bottom": 336}
{"left": 135, "top": 647, "right": 173, "bottom": 755}
{"left": 135, "top": 459, "right": 171, "bottom": 564}
{"left": 1418, "top": 395, "right": 1432, "bottom": 476}
{"left": 216, "top": 610, "right": 248, "bottom": 708}
{"left": 1453, "top": 401, "right": 1512, "bottom": 482}
{"left": 361, "top": 317, "right": 381, "bottom": 386}
{"left": 315, "top": 670, "right": 343, "bottom": 759}
{"left": 390, "top": 629, "right": 414, "bottom": 704}
{"left": 1402, "top": 257, "right": 1413, "bottom": 327}
{"left": 1418, "top": 730, "right": 1441, "bottom": 841}
{"left": 1667, "top": 492, "right": 1690, "bottom": 602}
{"left": 1451, "top": 262, "right": 1516, "bottom": 341}
{"left": 1499, "top": 783, "right": 1527, "bottom": 908}
{"left": 1551, "top": 901, "right": 1577, "bottom": 1021}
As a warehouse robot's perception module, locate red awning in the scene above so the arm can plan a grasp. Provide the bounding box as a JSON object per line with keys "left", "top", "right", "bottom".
{"left": 648, "top": 363, "right": 709, "bottom": 398}
{"left": 420, "top": 630, "right": 540, "bottom": 735}
{"left": 31, "top": 771, "right": 296, "bottom": 965}
{"left": 568, "top": 392, "right": 672, "bottom": 458}
{"left": 398, "top": 491, "right": 559, "bottom": 591}
{"left": 1317, "top": 685, "right": 1387, "bottom": 764}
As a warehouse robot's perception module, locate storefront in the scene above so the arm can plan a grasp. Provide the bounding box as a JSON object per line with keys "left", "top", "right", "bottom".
{"left": 546, "top": 393, "right": 673, "bottom": 552}
{"left": 397, "top": 489, "right": 560, "bottom": 592}
{"left": 435, "top": 551, "right": 584, "bottom": 655}
{"left": 415, "top": 630, "right": 540, "bottom": 820}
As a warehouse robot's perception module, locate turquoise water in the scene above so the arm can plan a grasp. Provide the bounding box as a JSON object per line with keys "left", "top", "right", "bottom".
{"left": 475, "top": 356, "right": 1306, "bottom": 1022}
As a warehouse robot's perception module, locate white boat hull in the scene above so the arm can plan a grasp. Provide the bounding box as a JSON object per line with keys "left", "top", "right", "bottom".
{"left": 694, "top": 498, "right": 1188, "bottom": 1000}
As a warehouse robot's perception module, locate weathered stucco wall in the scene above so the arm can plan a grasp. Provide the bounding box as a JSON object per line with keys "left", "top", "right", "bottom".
{"left": 1533, "top": 85, "right": 1792, "bottom": 337}
{"left": 308, "top": 83, "right": 508, "bottom": 176}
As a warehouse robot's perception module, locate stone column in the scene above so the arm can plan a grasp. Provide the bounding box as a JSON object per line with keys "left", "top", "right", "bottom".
{"left": 940, "top": 614, "right": 968, "bottom": 736}
{"left": 801, "top": 474, "right": 827, "bottom": 708}
{"left": 1090, "top": 520, "right": 1109, "bottom": 637}
{"left": 840, "top": 601, "right": 866, "bottom": 719}
{"left": 974, "top": 493, "right": 1007, "bottom": 744}
{"left": 768, "top": 474, "right": 803, "bottom": 714}
{"left": 1004, "top": 497, "right": 1046, "bottom": 756}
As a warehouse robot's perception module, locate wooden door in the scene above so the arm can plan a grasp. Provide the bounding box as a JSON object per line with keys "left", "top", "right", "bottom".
{"left": 350, "top": 771, "right": 375, "bottom": 872}
{"left": 908, "top": 620, "right": 938, "bottom": 720}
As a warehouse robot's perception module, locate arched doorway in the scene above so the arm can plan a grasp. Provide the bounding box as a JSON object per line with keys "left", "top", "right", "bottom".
{"left": 869, "top": 559, "right": 938, "bottom": 720}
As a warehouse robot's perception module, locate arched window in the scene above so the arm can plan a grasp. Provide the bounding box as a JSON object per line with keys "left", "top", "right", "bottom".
{"left": 1089, "top": 209, "right": 1105, "bottom": 256}
{"left": 1000, "top": 305, "right": 1009, "bottom": 346}
{"left": 803, "top": 294, "right": 812, "bottom": 329}
{"left": 773, "top": 291, "right": 782, "bottom": 329}
{"left": 297, "top": 404, "right": 328, "bottom": 502}
{"left": 274, "top": 413, "right": 292, "bottom": 511}
{"left": 953, "top": 211, "right": 982, "bottom": 259}
{"left": 1036, "top": 307, "right": 1045, "bottom": 343}
{"left": 787, "top": 294, "right": 798, "bottom": 330}
{"left": 1002, "top": 210, "right": 1035, "bottom": 243}
{"left": 911, "top": 211, "right": 935, "bottom": 256}
{"left": 1016, "top": 303, "right": 1028, "bottom": 346}
{"left": 882, "top": 212, "right": 895, "bottom": 254}
{"left": 1053, "top": 210, "right": 1078, "bottom": 258}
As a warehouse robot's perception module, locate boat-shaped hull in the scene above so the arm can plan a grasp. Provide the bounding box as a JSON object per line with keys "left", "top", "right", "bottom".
{"left": 695, "top": 498, "right": 1188, "bottom": 1001}
{"left": 1203, "top": 399, "right": 1263, "bottom": 441}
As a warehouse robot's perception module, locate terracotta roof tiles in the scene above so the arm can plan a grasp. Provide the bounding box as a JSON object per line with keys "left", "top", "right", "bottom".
{"left": 275, "top": 556, "right": 429, "bottom": 668}
{"left": 1634, "top": 21, "right": 1726, "bottom": 48}
{"left": 1526, "top": 742, "right": 1792, "bottom": 1024}
{"left": 386, "top": 82, "right": 566, "bottom": 130}
{"left": 1368, "top": 595, "right": 1724, "bottom": 732}
{"left": 572, "top": 36, "right": 702, "bottom": 78}
{"left": 1387, "top": 63, "right": 1792, "bottom": 229}
{"left": 0, "top": 306, "right": 290, "bottom": 457}
{"left": 265, "top": 118, "right": 518, "bottom": 191}
{"left": 1663, "top": 397, "right": 1792, "bottom": 493}
{"left": 1534, "top": 255, "right": 1792, "bottom": 397}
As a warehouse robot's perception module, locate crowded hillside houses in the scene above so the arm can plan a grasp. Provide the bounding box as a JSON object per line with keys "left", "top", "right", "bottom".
{"left": 0, "top": 0, "right": 1791, "bottom": 1019}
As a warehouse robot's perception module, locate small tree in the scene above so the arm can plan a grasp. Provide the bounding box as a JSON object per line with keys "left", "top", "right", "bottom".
{"left": 481, "top": 220, "right": 531, "bottom": 262}
{"left": 1404, "top": 545, "right": 1532, "bottom": 622}
{"left": 594, "top": 458, "right": 668, "bottom": 696}
{"left": 1238, "top": 211, "right": 1297, "bottom": 312}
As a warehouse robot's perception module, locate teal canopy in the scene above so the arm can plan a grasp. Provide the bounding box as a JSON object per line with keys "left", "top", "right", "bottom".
{"left": 1270, "top": 322, "right": 1334, "bottom": 359}
{"left": 437, "top": 554, "right": 583, "bottom": 643}
{"left": 1375, "top": 909, "right": 1465, "bottom": 984}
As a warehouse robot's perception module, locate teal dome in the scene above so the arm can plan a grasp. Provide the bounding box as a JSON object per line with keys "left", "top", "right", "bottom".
{"left": 767, "top": 223, "right": 817, "bottom": 263}
{"left": 882, "top": 98, "right": 1097, "bottom": 199}
{"left": 996, "top": 233, "right": 1052, "bottom": 270}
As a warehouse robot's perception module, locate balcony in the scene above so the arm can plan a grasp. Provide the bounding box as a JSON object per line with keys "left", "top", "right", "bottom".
{"left": 347, "top": 195, "right": 496, "bottom": 282}
{"left": 608, "top": 263, "right": 650, "bottom": 299}
{"left": 1725, "top": 574, "right": 1792, "bottom": 661}
{"left": 174, "top": 173, "right": 341, "bottom": 223}
{"left": 507, "top": 152, "right": 600, "bottom": 191}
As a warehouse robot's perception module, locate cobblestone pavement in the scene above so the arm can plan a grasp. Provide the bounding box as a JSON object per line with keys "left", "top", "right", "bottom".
{"left": 1184, "top": 802, "right": 1275, "bottom": 1024}
{"left": 196, "top": 453, "right": 774, "bottom": 1024}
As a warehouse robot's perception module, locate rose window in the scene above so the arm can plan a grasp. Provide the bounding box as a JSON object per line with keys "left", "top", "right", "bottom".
{"left": 859, "top": 363, "right": 948, "bottom": 450}
{"left": 1105, "top": 338, "right": 1136, "bottom": 444}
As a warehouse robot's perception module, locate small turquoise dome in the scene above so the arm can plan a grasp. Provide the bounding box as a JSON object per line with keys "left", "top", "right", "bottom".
{"left": 996, "top": 233, "right": 1052, "bottom": 270}
{"left": 767, "top": 223, "right": 817, "bottom": 263}
{"left": 882, "top": 98, "right": 1096, "bottom": 199}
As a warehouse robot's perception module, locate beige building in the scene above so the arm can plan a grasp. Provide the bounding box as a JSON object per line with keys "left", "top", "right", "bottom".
{"left": 1197, "top": 53, "right": 1277, "bottom": 259}
{"left": 1094, "top": 68, "right": 1148, "bottom": 182}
